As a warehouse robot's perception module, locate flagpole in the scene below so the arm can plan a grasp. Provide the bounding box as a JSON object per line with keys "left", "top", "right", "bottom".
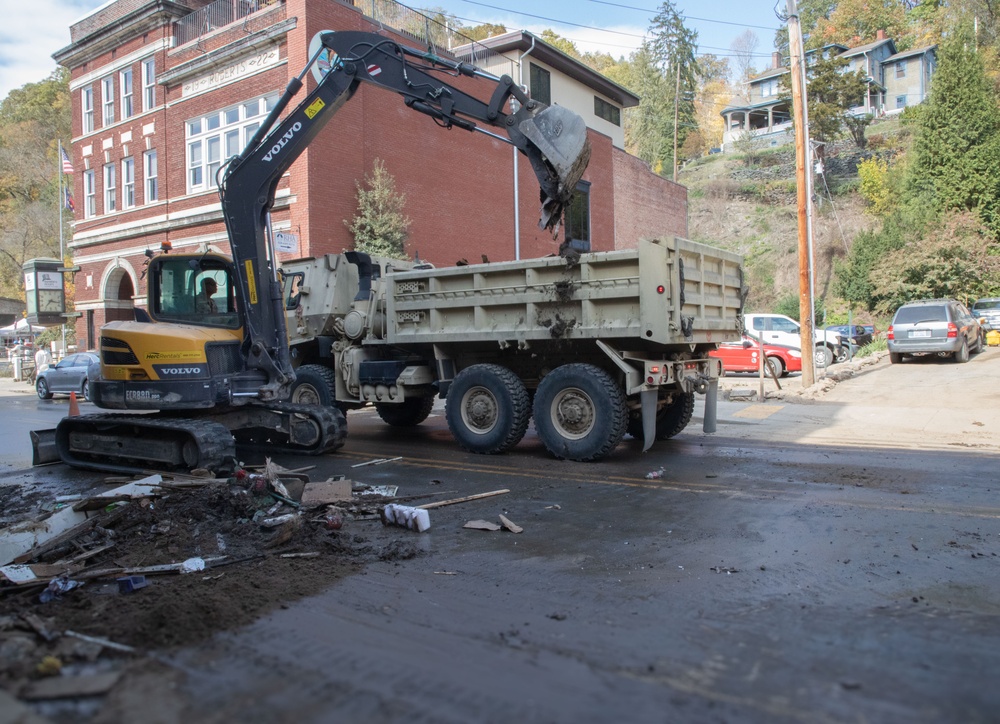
{"left": 58, "top": 140, "right": 66, "bottom": 357}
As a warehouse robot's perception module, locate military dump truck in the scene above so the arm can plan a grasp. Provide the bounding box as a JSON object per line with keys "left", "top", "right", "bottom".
{"left": 282, "top": 237, "right": 745, "bottom": 462}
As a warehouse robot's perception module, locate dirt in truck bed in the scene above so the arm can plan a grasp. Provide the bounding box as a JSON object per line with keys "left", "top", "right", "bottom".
{"left": 0, "top": 473, "right": 416, "bottom": 714}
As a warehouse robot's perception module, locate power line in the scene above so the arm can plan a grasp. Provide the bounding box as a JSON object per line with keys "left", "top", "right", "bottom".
{"left": 583, "top": 0, "right": 781, "bottom": 32}
{"left": 460, "top": 0, "right": 647, "bottom": 38}
{"left": 432, "top": 5, "right": 780, "bottom": 58}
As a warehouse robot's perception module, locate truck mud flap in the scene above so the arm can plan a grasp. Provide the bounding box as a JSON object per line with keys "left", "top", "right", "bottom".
{"left": 30, "top": 428, "right": 60, "bottom": 466}
{"left": 640, "top": 389, "right": 657, "bottom": 453}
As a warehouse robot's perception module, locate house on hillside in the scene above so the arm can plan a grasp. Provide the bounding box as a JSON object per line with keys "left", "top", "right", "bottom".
{"left": 53, "top": 0, "right": 687, "bottom": 351}
{"left": 721, "top": 30, "right": 937, "bottom": 152}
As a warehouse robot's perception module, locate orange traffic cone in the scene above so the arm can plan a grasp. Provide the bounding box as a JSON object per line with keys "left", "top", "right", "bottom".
{"left": 68, "top": 391, "right": 80, "bottom": 417}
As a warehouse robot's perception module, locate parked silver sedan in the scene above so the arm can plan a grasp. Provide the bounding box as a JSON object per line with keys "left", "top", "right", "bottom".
{"left": 36, "top": 352, "right": 100, "bottom": 400}
{"left": 887, "top": 299, "right": 984, "bottom": 364}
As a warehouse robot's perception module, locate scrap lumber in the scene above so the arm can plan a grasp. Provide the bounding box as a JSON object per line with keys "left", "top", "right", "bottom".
{"left": 417, "top": 489, "right": 510, "bottom": 510}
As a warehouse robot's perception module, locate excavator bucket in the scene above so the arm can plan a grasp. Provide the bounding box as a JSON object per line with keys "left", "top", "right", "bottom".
{"left": 509, "top": 103, "right": 592, "bottom": 236}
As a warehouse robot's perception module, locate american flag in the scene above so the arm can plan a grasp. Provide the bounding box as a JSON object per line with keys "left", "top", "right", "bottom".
{"left": 61, "top": 146, "right": 73, "bottom": 174}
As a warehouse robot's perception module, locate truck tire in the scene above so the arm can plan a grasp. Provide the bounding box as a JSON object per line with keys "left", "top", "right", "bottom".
{"left": 889, "top": 352, "right": 903, "bottom": 364}
{"left": 815, "top": 345, "right": 833, "bottom": 368}
{"left": 627, "top": 391, "right": 695, "bottom": 441}
{"left": 376, "top": 397, "right": 435, "bottom": 427}
{"left": 533, "top": 364, "right": 627, "bottom": 462}
{"left": 446, "top": 364, "right": 530, "bottom": 454}
{"left": 289, "top": 364, "right": 337, "bottom": 407}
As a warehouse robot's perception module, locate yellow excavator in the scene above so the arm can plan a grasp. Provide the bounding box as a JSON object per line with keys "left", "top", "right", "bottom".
{"left": 32, "top": 29, "right": 591, "bottom": 474}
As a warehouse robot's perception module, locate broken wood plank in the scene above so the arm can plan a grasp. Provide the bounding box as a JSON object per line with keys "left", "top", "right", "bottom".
{"left": 463, "top": 520, "right": 502, "bottom": 531}
{"left": 499, "top": 514, "right": 523, "bottom": 534}
{"left": 20, "top": 672, "right": 122, "bottom": 700}
{"left": 351, "top": 456, "right": 402, "bottom": 468}
{"left": 299, "top": 479, "right": 353, "bottom": 506}
{"left": 418, "top": 489, "right": 510, "bottom": 510}
{"left": 64, "top": 630, "right": 137, "bottom": 654}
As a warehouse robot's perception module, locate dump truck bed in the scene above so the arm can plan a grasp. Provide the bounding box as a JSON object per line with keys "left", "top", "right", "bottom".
{"left": 384, "top": 237, "right": 744, "bottom": 347}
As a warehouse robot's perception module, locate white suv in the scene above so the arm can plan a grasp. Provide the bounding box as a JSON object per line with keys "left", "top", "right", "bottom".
{"left": 743, "top": 313, "right": 843, "bottom": 367}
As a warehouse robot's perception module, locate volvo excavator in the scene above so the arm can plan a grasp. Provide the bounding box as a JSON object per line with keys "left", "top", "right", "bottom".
{"left": 31, "top": 30, "right": 591, "bottom": 474}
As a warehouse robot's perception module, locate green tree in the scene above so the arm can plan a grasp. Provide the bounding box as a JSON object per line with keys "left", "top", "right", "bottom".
{"left": 463, "top": 23, "right": 507, "bottom": 42}
{"left": 814, "top": 0, "right": 908, "bottom": 48}
{"left": 0, "top": 69, "right": 72, "bottom": 297}
{"left": 775, "top": 0, "right": 838, "bottom": 54}
{"left": 906, "top": 21, "right": 1000, "bottom": 237}
{"left": 345, "top": 159, "right": 411, "bottom": 259}
{"left": 615, "top": 42, "right": 673, "bottom": 172}
{"left": 857, "top": 156, "right": 893, "bottom": 215}
{"left": 540, "top": 29, "right": 581, "bottom": 59}
{"left": 868, "top": 212, "right": 1000, "bottom": 313}
{"left": 781, "top": 53, "right": 868, "bottom": 143}
{"left": 647, "top": 1, "right": 700, "bottom": 175}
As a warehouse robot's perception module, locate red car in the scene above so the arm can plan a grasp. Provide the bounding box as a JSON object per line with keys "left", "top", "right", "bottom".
{"left": 710, "top": 336, "right": 803, "bottom": 377}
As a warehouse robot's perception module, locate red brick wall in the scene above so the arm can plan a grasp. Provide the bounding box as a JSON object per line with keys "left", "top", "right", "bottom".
{"left": 612, "top": 148, "right": 688, "bottom": 248}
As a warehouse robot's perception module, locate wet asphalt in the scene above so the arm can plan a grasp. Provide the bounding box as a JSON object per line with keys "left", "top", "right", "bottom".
{"left": 3, "top": 375, "right": 999, "bottom": 722}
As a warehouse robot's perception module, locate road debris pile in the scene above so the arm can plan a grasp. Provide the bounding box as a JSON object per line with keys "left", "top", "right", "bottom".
{"left": 0, "top": 462, "right": 424, "bottom": 708}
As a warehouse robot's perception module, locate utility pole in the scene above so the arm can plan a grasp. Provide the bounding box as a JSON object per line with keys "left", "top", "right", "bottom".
{"left": 673, "top": 62, "right": 681, "bottom": 183}
{"left": 786, "top": 0, "right": 815, "bottom": 386}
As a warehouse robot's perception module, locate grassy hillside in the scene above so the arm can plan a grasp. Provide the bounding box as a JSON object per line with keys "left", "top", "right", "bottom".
{"left": 678, "top": 120, "right": 904, "bottom": 324}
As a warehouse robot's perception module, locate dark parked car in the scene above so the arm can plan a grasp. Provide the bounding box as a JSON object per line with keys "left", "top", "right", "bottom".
{"left": 887, "top": 300, "right": 983, "bottom": 364}
{"left": 826, "top": 324, "right": 874, "bottom": 347}
{"left": 971, "top": 298, "right": 1000, "bottom": 331}
{"left": 36, "top": 352, "right": 100, "bottom": 400}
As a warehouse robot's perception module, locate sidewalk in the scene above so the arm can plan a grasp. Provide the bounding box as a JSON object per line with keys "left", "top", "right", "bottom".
{"left": 0, "top": 375, "right": 38, "bottom": 395}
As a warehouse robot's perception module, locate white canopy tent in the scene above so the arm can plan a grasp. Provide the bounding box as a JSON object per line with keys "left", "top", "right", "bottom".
{"left": 1, "top": 318, "right": 45, "bottom": 342}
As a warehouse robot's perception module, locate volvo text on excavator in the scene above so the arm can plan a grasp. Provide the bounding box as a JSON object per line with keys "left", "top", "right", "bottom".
{"left": 32, "top": 30, "right": 591, "bottom": 474}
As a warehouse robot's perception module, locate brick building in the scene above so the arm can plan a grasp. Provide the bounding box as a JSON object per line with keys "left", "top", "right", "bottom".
{"left": 54, "top": 0, "right": 687, "bottom": 350}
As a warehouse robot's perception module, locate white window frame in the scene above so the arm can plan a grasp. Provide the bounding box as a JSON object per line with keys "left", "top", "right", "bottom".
{"left": 102, "top": 76, "right": 115, "bottom": 126}
{"left": 82, "top": 86, "right": 94, "bottom": 134}
{"left": 185, "top": 93, "right": 277, "bottom": 194}
{"left": 122, "top": 157, "right": 135, "bottom": 209}
{"left": 103, "top": 163, "right": 117, "bottom": 213}
{"left": 120, "top": 67, "right": 134, "bottom": 119}
{"left": 142, "top": 57, "right": 156, "bottom": 111}
{"left": 84, "top": 169, "right": 96, "bottom": 219}
{"left": 144, "top": 149, "right": 158, "bottom": 203}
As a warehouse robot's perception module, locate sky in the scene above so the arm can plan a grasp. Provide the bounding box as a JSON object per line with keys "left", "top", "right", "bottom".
{"left": 0, "top": 0, "right": 785, "bottom": 102}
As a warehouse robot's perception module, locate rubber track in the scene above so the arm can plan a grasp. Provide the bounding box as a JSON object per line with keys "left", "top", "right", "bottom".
{"left": 235, "top": 401, "right": 348, "bottom": 456}
{"left": 56, "top": 414, "right": 236, "bottom": 475}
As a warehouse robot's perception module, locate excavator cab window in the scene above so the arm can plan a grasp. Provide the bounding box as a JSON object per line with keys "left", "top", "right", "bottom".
{"left": 150, "top": 256, "right": 240, "bottom": 329}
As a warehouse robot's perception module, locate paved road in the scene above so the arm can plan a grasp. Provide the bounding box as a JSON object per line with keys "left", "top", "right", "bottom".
{"left": 2, "top": 347, "right": 998, "bottom": 722}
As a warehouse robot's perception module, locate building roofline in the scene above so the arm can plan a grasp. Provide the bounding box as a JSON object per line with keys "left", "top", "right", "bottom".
{"left": 885, "top": 45, "right": 937, "bottom": 62}
{"left": 453, "top": 30, "right": 640, "bottom": 108}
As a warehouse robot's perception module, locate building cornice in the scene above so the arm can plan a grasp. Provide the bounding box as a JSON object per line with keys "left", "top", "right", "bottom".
{"left": 53, "top": 2, "right": 193, "bottom": 69}
{"left": 159, "top": 17, "right": 296, "bottom": 88}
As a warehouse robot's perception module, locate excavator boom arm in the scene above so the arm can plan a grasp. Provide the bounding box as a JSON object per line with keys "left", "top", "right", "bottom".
{"left": 219, "top": 29, "right": 591, "bottom": 402}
